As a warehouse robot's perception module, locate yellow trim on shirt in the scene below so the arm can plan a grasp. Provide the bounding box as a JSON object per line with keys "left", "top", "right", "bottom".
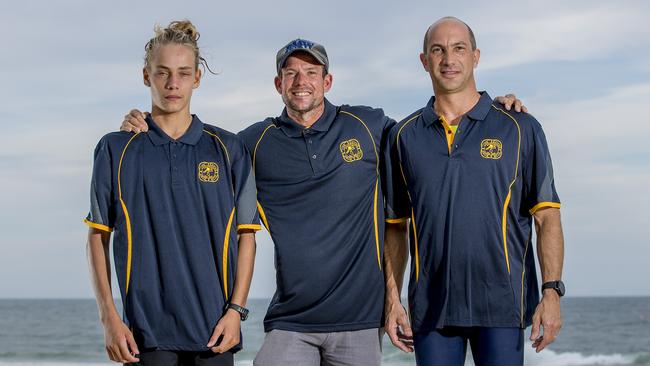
{"left": 492, "top": 106, "right": 522, "bottom": 275}
{"left": 385, "top": 217, "right": 409, "bottom": 224}
{"left": 237, "top": 224, "right": 262, "bottom": 232}
{"left": 203, "top": 129, "right": 236, "bottom": 199}
{"left": 83, "top": 219, "right": 113, "bottom": 233}
{"left": 411, "top": 209, "right": 420, "bottom": 282}
{"left": 501, "top": 190, "right": 513, "bottom": 274}
{"left": 529, "top": 202, "right": 561, "bottom": 215}
{"left": 203, "top": 130, "right": 230, "bottom": 165}
{"left": 253, "top": 124, "right": 279, "bottom": 172}
{"left": 520, "top": 238, "right": 530, "bottom": 326}
{"left": 395, "top": 114, "right": 422, "bottom": 282}
{"left": 396, "top": 114, "right": 421, "bottom": 202}
{"left": 118, "top": 132, "right": 141, "bottom": 295}
{"left": 373, "top": 179, "right": 381, "bottom": 270}
{"left": 257, "top": 201, "right": 270, "bottom": 231}
{"left": 439, "top": 116, "right": 457, "bottom": 155}
{"left": 222, "top": 207, "right": 236, "bottom": 301}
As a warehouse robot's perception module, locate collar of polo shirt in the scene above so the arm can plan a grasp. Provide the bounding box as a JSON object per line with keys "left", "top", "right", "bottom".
{"left": 145, "top": 114, "right": 204, "bottom": 146}
{"left": 275, "top": 98, "right": 338, "bottom": 137}
{"left": 422, "top": 91, "right": 493, "bottom": 126}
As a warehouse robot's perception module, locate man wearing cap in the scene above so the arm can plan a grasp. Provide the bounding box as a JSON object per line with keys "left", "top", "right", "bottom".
{"left": 121, "top": 37, "right": 525, "bottom": 366}
{"left": 238, "top": 39, "right": 392, "bottom": 365}
{"left": 383, "top": 17, "right": 565, "bottom": 366}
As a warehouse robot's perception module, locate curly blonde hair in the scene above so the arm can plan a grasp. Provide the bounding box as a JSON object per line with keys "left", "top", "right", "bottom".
{"left": 144, "top": 20, "right": 212, "bottom": 72}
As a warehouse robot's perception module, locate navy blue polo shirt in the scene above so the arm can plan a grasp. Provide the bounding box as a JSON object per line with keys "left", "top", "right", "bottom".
{"left": 239, "top": 99, "right": 395, "bottom": 332}
{"left": 384, "top": 92, "right": 560, "bottom": 334}
{"left": 84, "top": 115, "right": 260, "bottom": 351}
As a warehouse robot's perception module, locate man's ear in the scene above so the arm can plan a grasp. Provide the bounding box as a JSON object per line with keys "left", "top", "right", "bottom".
{"left": 274, "top": 75, "right": 282, "bottom": 94}
{"left": 143, "top": 67, "right": 151, "bottom": 87}
{"left": 193, "top": 68, "right": 202, "bottom": 89}
{"left": 419, "top": 53, "right": 429, "bottom": 72}
{"left": 323, "top": 73, "right": 333, "bottom": 93}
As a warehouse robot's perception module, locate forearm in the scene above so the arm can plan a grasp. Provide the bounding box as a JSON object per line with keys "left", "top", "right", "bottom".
{"left": 384, "top": 221, "right": 409, "bottom": 305}
{"left": 534, "top": 208, "right": 564, "bottom": 283}
{"left": 86, "top": 229, "right": 120, "bottom": 324}
{"left": 229, "top": 231, "right": 256, "bottom": 307}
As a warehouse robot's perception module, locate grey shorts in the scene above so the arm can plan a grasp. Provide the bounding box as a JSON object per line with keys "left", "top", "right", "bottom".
{"left": 253, "top": 328, "right": 382, "bottom": 366}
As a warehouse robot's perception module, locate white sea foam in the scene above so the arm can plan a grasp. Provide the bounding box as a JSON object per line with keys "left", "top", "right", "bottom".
{"left": 523, "top": 349, "right": 636, "bottom": 366}
{"left": 462, "top": 343, "right": 640, "bottom": 366}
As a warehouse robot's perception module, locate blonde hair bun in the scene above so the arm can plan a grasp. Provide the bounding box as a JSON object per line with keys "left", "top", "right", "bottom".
{"left": 145, "top": 19, "right": 212, "bottom": 73}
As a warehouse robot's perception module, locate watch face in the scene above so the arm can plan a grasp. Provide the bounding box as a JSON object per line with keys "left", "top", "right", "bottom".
{"left": 557, "top": 281, "right": 566, "bottom": 296}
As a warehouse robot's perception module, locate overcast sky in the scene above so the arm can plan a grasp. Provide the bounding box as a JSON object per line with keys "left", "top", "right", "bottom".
{"left": 1, "top": 0, "right": 648, "bottom": 298}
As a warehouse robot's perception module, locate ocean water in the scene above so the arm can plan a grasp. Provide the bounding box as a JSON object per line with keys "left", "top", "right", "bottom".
{"left": 0, "top": 297, "right": 648, "bottom": 365}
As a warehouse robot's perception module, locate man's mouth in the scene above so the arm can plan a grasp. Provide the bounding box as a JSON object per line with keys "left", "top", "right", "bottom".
{"left": 441, "top": 70, "right": 459, "bottom": 77}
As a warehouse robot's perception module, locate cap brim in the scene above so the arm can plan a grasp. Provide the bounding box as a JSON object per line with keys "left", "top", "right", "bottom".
{"left": 277, "top": 49, "right": 328, "bottom": 73}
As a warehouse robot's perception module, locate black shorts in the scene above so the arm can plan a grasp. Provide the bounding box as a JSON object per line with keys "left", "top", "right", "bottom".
{"left": 126, "top": 350, "right": 234, "bottom": 366}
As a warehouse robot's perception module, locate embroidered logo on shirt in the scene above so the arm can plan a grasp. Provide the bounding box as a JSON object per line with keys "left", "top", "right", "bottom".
{"left": 198, "top": 162, "right": 219, "bottom": 182}
{"left": 340, "top": 139, "right": 363, "bottom": 162}
{"left": 480, "top": 139, "right": 502, "bottom": 159}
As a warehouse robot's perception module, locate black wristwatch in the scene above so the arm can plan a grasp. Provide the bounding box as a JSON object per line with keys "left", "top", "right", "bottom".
{"left": 542, "top": 280, "right": 565, "bottom": 297}
{"left": 226, "top": 303, "right": 249, "bottom": 321}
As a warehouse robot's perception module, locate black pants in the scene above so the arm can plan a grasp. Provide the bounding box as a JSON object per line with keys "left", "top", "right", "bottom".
{"left": 126, "top": 350, "right": 234, "bottom": 366}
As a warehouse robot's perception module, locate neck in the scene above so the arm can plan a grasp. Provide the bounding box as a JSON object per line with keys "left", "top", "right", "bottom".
{"left": 150, "top": 106, "right": 193, "bottom": 139}
{"left": 286, "top": 103, "right": 325, "bottom": 128}
{"left": 433, "top": 87, "right": 481, "bottom": 125}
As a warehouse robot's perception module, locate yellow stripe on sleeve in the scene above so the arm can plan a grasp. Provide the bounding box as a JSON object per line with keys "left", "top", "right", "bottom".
{"left": 83, "top": 219, "right": 113, "bottom": 232}
{"left": 529, "top": 202, "right": 561, "bottom": 215}
{"left": 237, "top": 224, "right": 262, "bottom": 232}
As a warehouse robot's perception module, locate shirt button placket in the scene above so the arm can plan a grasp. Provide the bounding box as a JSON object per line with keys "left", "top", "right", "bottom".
{"left": 171, "top": 142, "right": 179, "bottom": 186}
{"left": 304, "top": 129, "right": 318, "bottom": 174}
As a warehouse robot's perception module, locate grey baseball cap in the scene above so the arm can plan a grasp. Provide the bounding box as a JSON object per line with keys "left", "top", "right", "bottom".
{"left": 276, "top": 38, "right": 329, "bottom": 74}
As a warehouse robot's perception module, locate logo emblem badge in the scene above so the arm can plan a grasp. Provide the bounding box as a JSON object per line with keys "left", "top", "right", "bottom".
{"left": 340, "top": 139, "right": 363, "bottom": 162}
{"left": 480, "top": 139, "right": 502, "bottom": 159}
{"left": 198, "top": 162, "right": 219, "bottom": 182}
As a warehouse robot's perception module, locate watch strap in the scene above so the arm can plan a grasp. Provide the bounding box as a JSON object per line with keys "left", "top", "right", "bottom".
{"left": 226, "top": 303, "right": 249, "bottom": 321}
{"left": 542, "top": 280, "right": 565, "bottom": 297}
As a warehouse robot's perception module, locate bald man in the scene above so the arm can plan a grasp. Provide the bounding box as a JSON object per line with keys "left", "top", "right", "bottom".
{"left": 383, "top": 17, "right": 565, "bottom": 366}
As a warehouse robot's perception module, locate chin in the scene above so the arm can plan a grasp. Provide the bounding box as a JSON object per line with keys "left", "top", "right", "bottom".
{"left": 289, "top": 102, "right": 316, "bottom": 113}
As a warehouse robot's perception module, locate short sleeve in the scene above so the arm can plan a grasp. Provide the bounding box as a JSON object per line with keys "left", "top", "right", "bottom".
{"left": 382, "top": 123, "right": 411, "bottom": 223}
{"left": 230, "top": 138, "right": 261, "bottom": 232}
{"left": 523, "top": 120, "right": 561, "bottom": 215}
{"left": 84, "top": 137, "right": 116, "bottom": 232}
